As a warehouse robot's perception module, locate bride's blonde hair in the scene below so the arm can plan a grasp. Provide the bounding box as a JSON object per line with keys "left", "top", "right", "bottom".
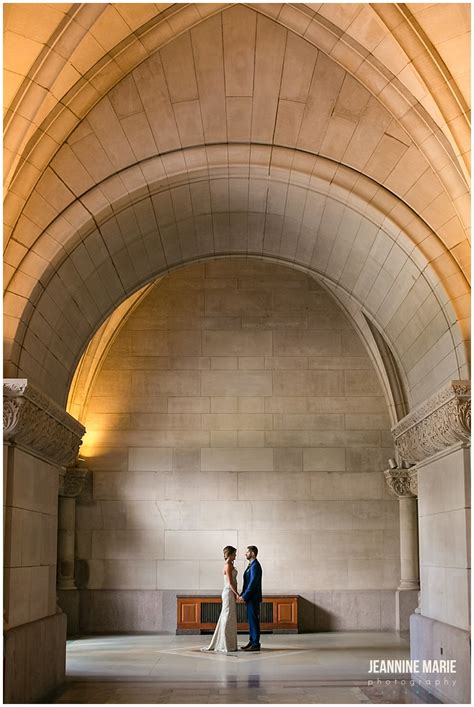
{"left": 223, "top": 545, "right": 237, "bottom": 560}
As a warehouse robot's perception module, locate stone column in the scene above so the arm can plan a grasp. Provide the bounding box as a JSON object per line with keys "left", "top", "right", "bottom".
{"left": 57, "top": 467, "right": 88, "bottom": 590}
{"left": 57, "top": 497, "right": 76, "bottom": 589}
{"left": 391, "top": 380, "right": 470, "bottom": 704}
{"left": 3, "top": 379, "right": 85, "bottom": 703}
{"left": 384, "top": 468, "right": 419, "bottom": 591}
{"left": 56, "top": 465, "right": 88, "bottom": 635}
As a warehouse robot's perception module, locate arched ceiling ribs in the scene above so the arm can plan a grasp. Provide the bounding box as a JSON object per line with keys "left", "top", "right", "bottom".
{"left": 4, "top": 3, "right": 107, "bottom": 188}
{"left": 4, "top": 3, "right": 470, "bottom": 418}
{"left": 4, "top": 3, "right": 228, "bottom": 197}
{"left": 371, "top": 3, "right": 470, "bottom": 182}
{"left": 4, "top": 3, "right": 470, "bottom": 255}
{"left": 66, "top": 259, "right": 410, "bottom": 432}
{"left": 314, "top": 276, "right": 411, "bottom": 427}
{"left": 6, "top": 146, "right": 470, "bottom": 310}
{"left": 363, "top": 312, "right": 409, "bottom": 421}
{"left": 67, "top": 281, "right": 154, "bottom": 424}
{"left": 4, "top": 147, "right": 468, "bottom": 410}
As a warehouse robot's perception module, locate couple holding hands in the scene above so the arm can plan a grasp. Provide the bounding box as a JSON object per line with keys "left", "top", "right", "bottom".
{"left": 202, "top": 545, "right": 263, "bottom": 654}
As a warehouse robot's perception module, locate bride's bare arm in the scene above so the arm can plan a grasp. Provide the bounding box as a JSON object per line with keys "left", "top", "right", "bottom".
{"left": 224, "top": 562, "right": 239, "bottom": 597}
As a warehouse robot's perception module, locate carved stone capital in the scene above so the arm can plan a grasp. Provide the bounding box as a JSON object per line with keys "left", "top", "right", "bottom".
{"left": 3, "top": 379, "right": 85, "bottom": 467}
{"left": 59, "top": 467, "right": 88, "bottom": 498}
{"left": 391, "top": 380, "right": 470, "bottom": 464}
{"left": 384, "top": 469, "right": 416, "bottom": 498}
{"left": 77, "top": 469, "right": 93, "bottom": 504}
{"left": 408, "top": 468, "right": 418, "bottom": 496}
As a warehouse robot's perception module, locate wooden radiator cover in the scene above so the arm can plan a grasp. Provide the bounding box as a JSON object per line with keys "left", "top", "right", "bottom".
{"left": 176, "top": 595, "right": 298, "bottom": 633}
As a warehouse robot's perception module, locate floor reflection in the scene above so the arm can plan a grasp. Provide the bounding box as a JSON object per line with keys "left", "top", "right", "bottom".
{"left": 46, "top": 632, "right": 443, "bottom": 704}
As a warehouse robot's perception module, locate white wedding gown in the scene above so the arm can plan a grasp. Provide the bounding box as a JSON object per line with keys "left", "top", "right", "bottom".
{"left": 201, "top": 567, "right": 238, "bottom": 652}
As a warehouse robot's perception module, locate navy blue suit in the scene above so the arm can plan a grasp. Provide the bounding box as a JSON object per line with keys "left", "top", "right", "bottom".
{"left": 241, "top": 559, "right": 262, "bottom": 647}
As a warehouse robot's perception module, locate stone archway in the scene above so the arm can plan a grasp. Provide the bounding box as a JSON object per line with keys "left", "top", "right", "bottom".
{"left": 3, "top": 3, "right": 470, "bottom": 704}
{"left": 5, "top": 149, "right": 468, "bottom": 411}
{"left": 63, "top": 257, "right": 405, "bottom": 632}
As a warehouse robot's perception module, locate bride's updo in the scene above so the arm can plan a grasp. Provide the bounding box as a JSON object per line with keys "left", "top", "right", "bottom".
{"left": 223, "top": 545, "right": 237, "bottom": 560}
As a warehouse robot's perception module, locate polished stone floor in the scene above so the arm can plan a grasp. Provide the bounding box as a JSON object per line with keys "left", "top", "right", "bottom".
{"left": 49, "top": 633, "right": 442, "bottom": 704}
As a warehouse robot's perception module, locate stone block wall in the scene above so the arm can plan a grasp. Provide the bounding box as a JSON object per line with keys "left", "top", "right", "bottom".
{"left": 75, "top": 588, "right": 398, "bottom": 634}
{"left": 4, "top": 445, "right": 58, "bottom": 628}
{"left": 417, "top": 444, "right": 470, "bottom": 630}
{"left": 3, "top": 613, "right": 67, "bottom": 703}
{"left": 78, "top": 258, "right": 399, "bottom": 626}
{"left": 3, "top": 443, "right": 67, "bottom": 703}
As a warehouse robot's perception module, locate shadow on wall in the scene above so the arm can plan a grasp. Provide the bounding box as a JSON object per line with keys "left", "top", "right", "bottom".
{"left": 298, "top": 596, "right": 334, "bottom": 632}
{"left": 75, "top": 560, "right": 90, "bottom": 588}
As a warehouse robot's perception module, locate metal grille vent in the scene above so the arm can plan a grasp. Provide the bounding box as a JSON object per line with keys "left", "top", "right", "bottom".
{"left": 201, "top": 603, "right": 221, "bottom": 623}
{"left": 201, "top": 602, "right": 273, "bottom": 623}
{"left": 236, "top": 603, "right": 247, "bottom": 622}
{"left": 260, "top": 602, "right": 273, "bottom": 622}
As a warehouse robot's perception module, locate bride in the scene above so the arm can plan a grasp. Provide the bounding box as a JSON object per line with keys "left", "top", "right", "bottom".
{"left": 201, "top": 545, "right": 239, "bottom": 653}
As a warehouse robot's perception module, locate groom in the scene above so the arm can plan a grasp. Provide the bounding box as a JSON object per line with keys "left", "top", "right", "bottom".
{"left": 238, "top": 546, "right": 262, "bottom": 651}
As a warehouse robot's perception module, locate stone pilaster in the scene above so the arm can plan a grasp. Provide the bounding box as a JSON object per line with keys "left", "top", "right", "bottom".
{"left": 389, "top": 380, "right": 470, "bottom": 703}
{"left": 4, "top": 379, "right": 87, "bottom": 593}
{"left": 384, "top": 469, "right": 419, "bottom": 592}
{"left": 57, "top": 466, "right": 88, "bottom": 591}
{"left": 3, "top": 378, "right": 86, "bottom": 702}
{"left": 388, "top": 380, "right": 470, "bottom": 598}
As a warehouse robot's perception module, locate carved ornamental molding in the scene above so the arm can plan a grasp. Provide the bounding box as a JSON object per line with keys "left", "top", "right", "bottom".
{"left": 384, "top": 469, "right": 418, "bottom": 498}
{"left": 408, "top": 468, "right": 418, "bottom": 496}
{"left": 58, "top": 467, "right": 89, "bottom": 498}
{"left": 392, "top": 380, "right": 470, "bottom": 464}
{"left": 4, "top": 379, "right": 85, "bottom": 467}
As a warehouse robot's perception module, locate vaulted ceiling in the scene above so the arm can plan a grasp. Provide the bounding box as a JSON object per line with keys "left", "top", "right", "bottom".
{"left": 3, "top": 3, "right": 471, "bottom": 411}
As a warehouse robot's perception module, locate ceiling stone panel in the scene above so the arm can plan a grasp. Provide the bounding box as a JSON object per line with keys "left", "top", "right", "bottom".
{"left": 5, "top": 6, "right": 469, "bottom": 286}
{"left": 5, "top": 147, "right": 468, "bottom": 409}
{"left": 3, "top": 3, "right": 470, "bottom": 417}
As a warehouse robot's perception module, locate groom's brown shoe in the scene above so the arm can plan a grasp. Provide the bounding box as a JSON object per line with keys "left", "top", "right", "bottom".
{"left": 240, "top": 642, "right": 252, "bottom": 650}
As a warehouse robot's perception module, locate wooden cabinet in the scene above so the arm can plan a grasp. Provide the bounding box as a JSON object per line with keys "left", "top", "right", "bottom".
{"left": 177, "top": 595, "right": 299, "bottom": 633}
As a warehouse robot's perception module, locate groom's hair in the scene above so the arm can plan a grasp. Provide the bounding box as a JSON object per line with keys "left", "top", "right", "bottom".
{"left": 247, "top": 545, "right": 258, "bottom": 556}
